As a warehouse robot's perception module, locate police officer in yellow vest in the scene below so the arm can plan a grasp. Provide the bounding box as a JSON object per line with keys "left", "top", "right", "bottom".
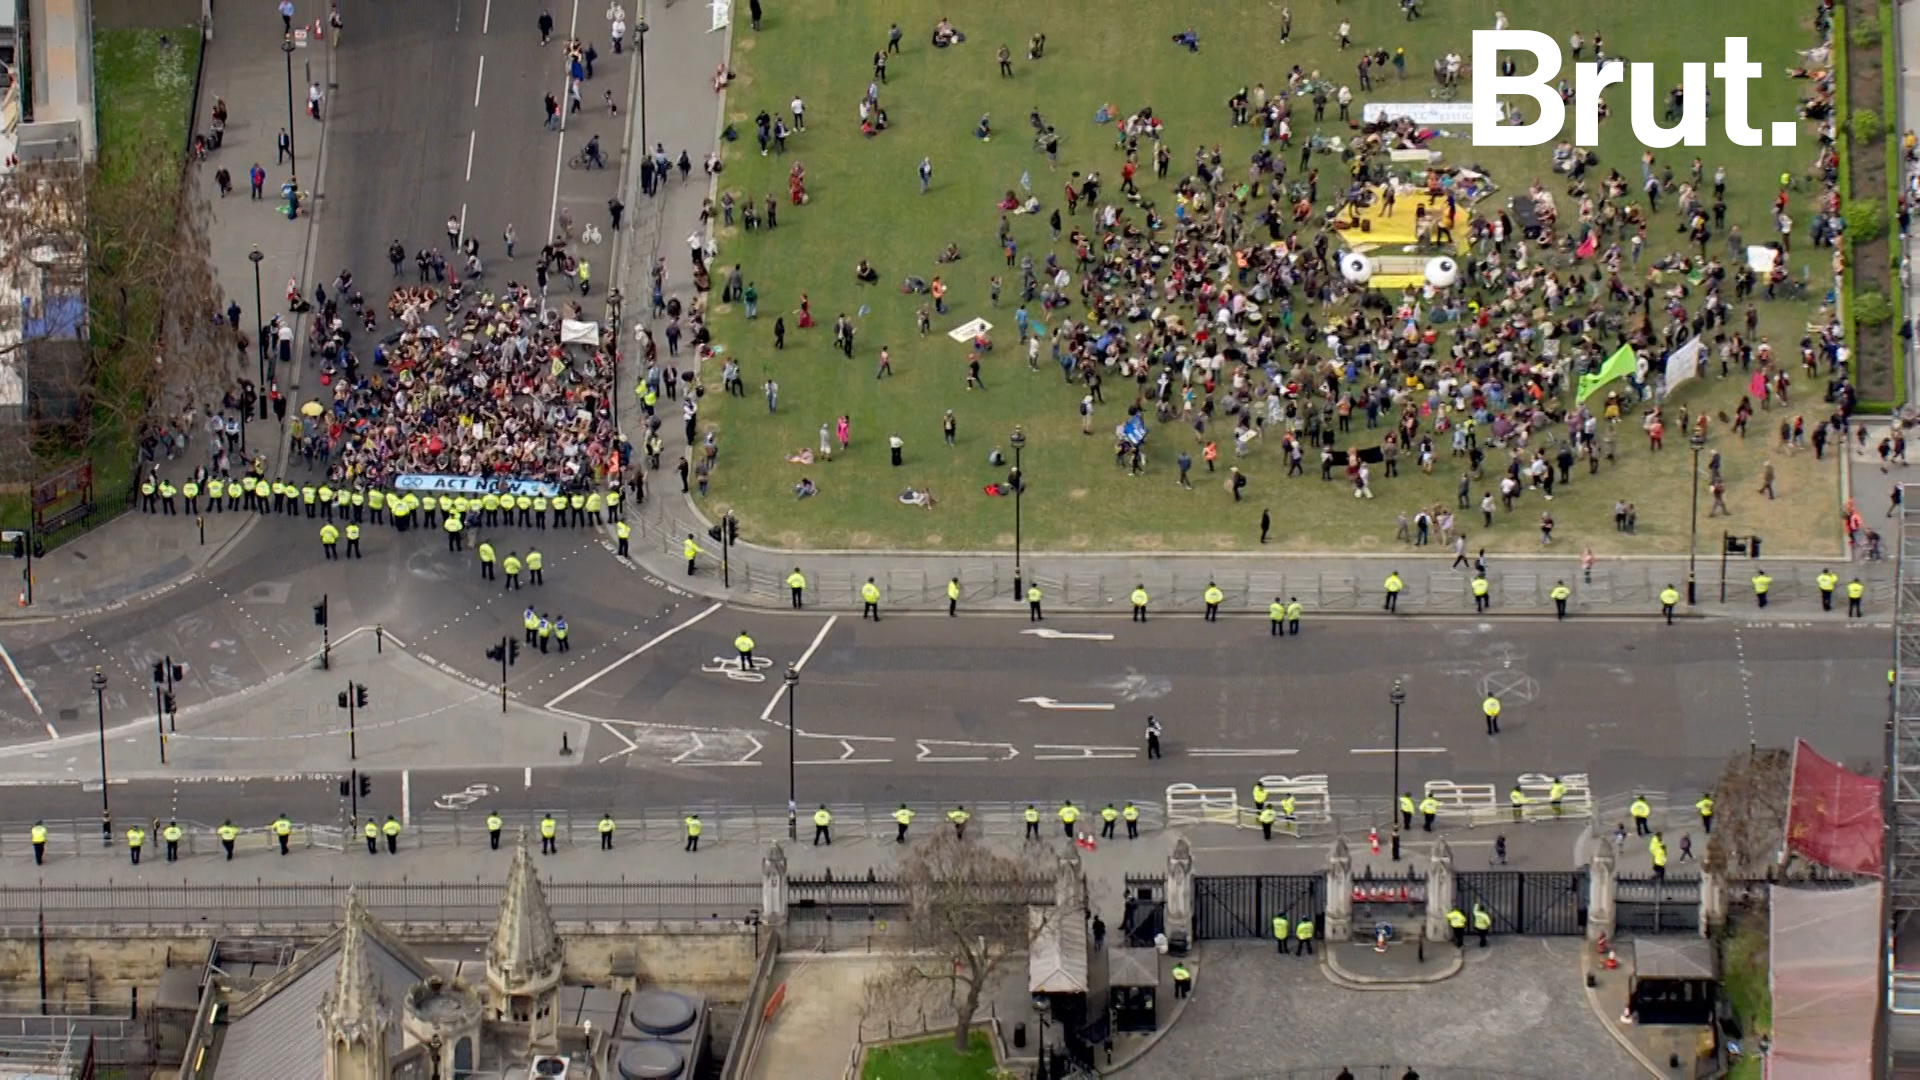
{"left": 29, "top": 820, "right": 46, "bottom": 864}
{"left": 1272, "top": 913, "right": 1290, "bottom": 954}
{"left": 1752, "top": 568, "right": 1771, "bottom": 608}
{"left": 1130, "top": 584, "right": 1149, "bottom": 622}
{"left": 599, "top": 812, "right": 616, "bottom": 850}
{"left": 1294, "top": 915, "right": 1315, "bottom": 956}
{"left": 1483, "top": 695, "right": 1501, "bottom": 735}
{"left": 1099, "top": 803, "right": 1118, "bottom": 839}
{"left": 478, "top": 541, "right": 497, "bottom": 580}
{"left": 683, "top": 814, "right": 702, "bottom": 851}
{"left": 1650, "top": 832, "right": 1669, "bottom": 881}
{"left": 140, "top": 474, "right": 157, "bottom": 512}
{"left": 1383, "top": 571, "right": 1403, "bottom": 612}
{"left": 1509, "top": 785, "right": 1529, "bottom": 822}
{"left": 813, "top": 805, "right": 834, "bottom": 845}
{"left": 1286, "top": 597, "right": 1302, "bottom": 634}
{"left": 787, "top": 568, "right": 807, "bottom": 609}
{"left": 1252, "top": 781, "right": 1267, "bottom": 810}
{"left": 320, "top": 522, "right": 340, "bottom": 559}
{"left": 893, "top": 804, "right": 914, "bottom": 842}
{"left": 861, "top": 578, "right": 882, "bottom": 621}
{"left": 1848, "top": 577, "right": 1865, "bottom": 618}
{"left": 482, "top": 491, "right": 501, "bottom": 527}
{"left": 1059, "top": 800, "right": 1080, "bottom": 838}
{"left": 554, "top": 616, "right": 569, "bottom": 653}
{"left": 1446, "top": 906, "right": 1467, "bottom": 947}
{"left": 1028, "top": 583, "right": 1044, "bottom": 621}
{"left": 1257, "top": 803, "right": 1276, "bottom": 840}
{"left": 1269, "top": 597, "right": 1286, "bottom": 636}
{"left": 158, "top": 479, "right": 178, "bottom": 514}
{"left": 273, "top": 814, "right": 292, "bottom": 854}
{"left": 541, "top": 813, "right": 558, "bottom": 854}
{"left": 684, "top": 533, "right": 700, "bottom": 576}
{"left": 537, "top": 615, "right": 552, "bottom": 654}
{"left": 1472, "top": 902, "right": 1492, "bottom": 947}
{"left": 218, "top": 820, "right": 238, "bottom": 860}
{"left": 503, "top": 552, "right": 523, "bottom": 590}
{"left": 1123, "top": 802, "right": 1140, "bottom": 839}
{"left": 524, "top": 607, "right": 540, "bottom": 646}
{"left": 368, "top": 488, "right": 387, "bottom": 523}
{"left": 616, "top": 520, "right": 631, "bottom": 557}
{"left": 206, "top": 477, "right": 224, "bottom": 512}
{"left": 1817, "top": 567, "right": 1837, "bottom": 610}
{"left": 1548, "top": 777, "right": 1566, "bottom": 815}
{"left": 735, "top": 631, "right": 755, "bottom": 669}
{"left": 1550, "top": 580, "right": 1571, "bottom": 619}
{"left": 1420, "top": 794, "right": 1439, "bottom": 831}
{"left": 365, "top": 817, "right": 380, "bottom": 854}
{"left": 182, "top": 477, "right": 200, "bottom": 515}
{"left": 1203, "top": 581, "right": 1224, "bottom": 621}
{"left": 1630, "top": 795, "right": 1652, "bottom": 835}
{"left": 344, "top": 522, "right": 361, "bottom": 558}
{"left": 1696, "top": 793, "right": 1714, "bottom": 834}
{"left": 487, "top": 810, "right": 504, "bottom": 849}
{"left": 1399, "top": 792, "right": 1416, "bottom": 831}
{"left": 947, "top": 577, "right": 961, "bottom": 617}
{"left": 445, "top": 508, "right": 465, "bottom": 551}
{"left": 527, "top": 549, "right": 544, "bottom": 585}
{"left": 383, "top": 815, "right": 401, "bottom": 854}
{"left": 606, "top": 485, "right": 622, "bottom": 520}
{"left": 301, "top": 483, "right": 317, "bottom": 517}
{"left": 127, "top": 824, "right": 146, "bottom": 864}
{"left": 163, "top": 820, "right": 183, "bottom": 861}
{"left": 948, "top": 805, "right": 971, "bottom": 838}
{"left": 533, "top": 494, "right": 549, "bottom": 529}
{"left": 586, "top": 491, "right": 603, "bottom": 526}
{"left": 1660, "top": 583, "right": 1681, "bottom": 624}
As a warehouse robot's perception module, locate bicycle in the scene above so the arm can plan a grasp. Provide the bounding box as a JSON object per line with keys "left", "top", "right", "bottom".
{"left": 567, "top": 147, "right": 609, "bottom": 171}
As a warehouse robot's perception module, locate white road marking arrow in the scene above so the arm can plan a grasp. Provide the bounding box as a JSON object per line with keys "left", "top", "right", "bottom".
{"left": 1020, "top": 628, "right": 1116, "bottom": 642}
{"left": 795, "top": 738, "right": 892, "bottom": 765}
{"left": 1186, "top": 748, "right": 1301, "bottom": 758}
{"left": 916, "top": 739, "right": 1020, "bottom": 763}
{"left": 1019, "top": 697, "right": 1116, "bottom": 711}
{"left": 1032, "top": 744, "right": 1137, "bottom": 761}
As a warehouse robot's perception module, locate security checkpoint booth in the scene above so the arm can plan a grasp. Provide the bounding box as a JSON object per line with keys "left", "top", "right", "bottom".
{"left": 1106, "top": 947, "right": 1159, "bottom": 1033}
{"left": 1628, "top": 938, "right": 1718, "bottom": 1025}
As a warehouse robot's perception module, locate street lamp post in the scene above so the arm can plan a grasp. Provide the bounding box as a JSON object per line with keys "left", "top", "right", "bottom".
{"left": 281, "top": 35, "right": 298, "bottom": 183}
{"left": 250, "top": 247, "right": 268, "bottom": 419}
{"left": 636, "top": 20, "right": 650, "bottom": 163}
{"left": 607, "top": 288, "right": 623, "bottom": 439}
{"left": 1389, "top": 680, "right": 1406, "bottom": 862}
{"left": 785, "top": 666, "right": 799, "bottom": 840}
{"left": 91, "top": 667, "right": 110, "bottom": 846}
{"left": 1687, "top": 430, "right": 1707, "bottom": 605}
{"left": 1009, "top": 427, "right": 1025, "bottom": 599}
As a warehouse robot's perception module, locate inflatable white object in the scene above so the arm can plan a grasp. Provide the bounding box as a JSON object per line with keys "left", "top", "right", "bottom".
{"left": 1424, "top": 256, "right": 1459, "bottom": 288}
{"left": 1338, "top": 251, "right": 1374, "bottom": 284}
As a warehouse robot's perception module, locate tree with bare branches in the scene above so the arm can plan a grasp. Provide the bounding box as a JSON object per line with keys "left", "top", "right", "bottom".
{"left": 0, "top": 130, "right": 232, "bottom": 484}
{"left": 1704, "top": 747, "right": 1792, "bottom": 878}
{"left": 865, "top": 831, "right": 1058, "bottom": 1054}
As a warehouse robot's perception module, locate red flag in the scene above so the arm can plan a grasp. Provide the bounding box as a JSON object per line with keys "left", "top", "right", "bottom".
{"left": 1784, "top": 739, "right": 1883, "bottom": 875}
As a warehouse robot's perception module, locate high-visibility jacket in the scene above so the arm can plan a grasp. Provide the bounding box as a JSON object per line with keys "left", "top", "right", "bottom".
{"left": 525, "top": 610, "right": 539, "bottom": 631}
{"left": 1652, "top": 845, "right": 1668, "bottom": 869}
{"left": 1270, "top": 601, "right": 1285, "bottom": 621}
{"left": 1548, "top": 781, "right": 1566, "bottom": 802}
{"left": 1400, "top": 794, "right": 1416, "bottom": 815}
{"left": 862, "top": 582, "right": 881, "bottom": 603}
{"left": 30, "top": 824, "right": 46, "bottom": 844}
{"left": 1384, "top": 573, "right": 1403, "bottom": 593}
{"left": 383, "top": 819, "right": 400, "bottom": 838}
{"left": 1817, "top": 572, "right": 1837, "bottom": 593}
{"left": 736, "top": 634, "right": 755, "bottom": 654}
{"left": 617, "top": 522, "right": 631, "bottom": 539}
{"left": 320, "top": 525, "right": 339, "bottom": 544}
{"left": 1295, "top": 919, "right": 1313, "bottom": 941}
{"left": 127, "top": 827, "right": 145, "bottom": 848}
{"left": 445, "top": 514, "right": 463, "bottom": 534}
{"left": 1257, "top": 806, "right": 1276, "bottom": 825}
{"left": 1273, "top": 916, "right": 1289, "bottom": 940}
{"left": 1483, "top": 697, "right": 1501, "bottom": 718}
{"left": 599, "top": 816, "right": 615, "bottom": 834}
{"left": 483, "top": 494, "right": 501, "bottom": 514}
{"left": 273, "top": 818, "right": 292, "bottom": 836}
{"left": 814, "top": 808, "right": 833, "bottom": 827}
{"left": 1752, "top": 574, "right": 1771, "bottom": 595}
{"left": 684, "top": 539, "right": 700, "bottom": 560}
{"left": 1660, "top": 588, "right": 1680, "bottom": 606}
{"left": 948, "top": 580, "right": 961, "bottom": 600}
{"left": 1058, "top": 804, "right": 1079, "bottom": 824}
{"left": 1130, "top": 588, "right": 1149, "bottom": 607}
{"left": 948, "top": 808, "right": 970, "bottom": 826}
{"left": 527, "top": 551, "right": 543, "bottom": 571}
{"left": 1550, "top": 584, "right": 1570, "bottom": 601}
{"left": 1630, "top": 799, "right": 1651, "bottom": 820}
{"left": 478, "top": 543, "right": 496, "bottom": 564}
{"left": 1252, "top": 783, "right": 1268, "bottom": 806}
{"left": 1100, "top": 805, "right": 1118, "bottom": 822}
{"left": 1028, "top": 586, "right": 1042, "bottom": 602}
{"left": 1279, "top": 795, "right": 1296, "bottom": 818}
{"left": 1123, "top": 804, "right": 1138, "bottom": 821}
{"left": 218, "top": 823, "right": 238, "bottom": 842}
{"left": 1849, "top": 580, "right": 1865, "bottom": 599}
{"left": 893, "top": 807, "right": 914, "bottom": 826}
{"left": 540, "top": 817, "right": 557, "bottom": 839}
{"left": 1419, "top": 797, "right": 1439, "bottom": 816}
{"left": 208, "top": 480, "right": 224, "bottom": 500}
{"left": 163, "top": 824, "right": 182, "bottom": 843}
{"left": 1696, "top": 796, "right": 1714, "bottom": 818}
{"left": 684, "top": 817, "right": 701, "bottom": 836}
{"left": 503, "top": 556, "right": 523, "bottom": 576}
{"left": 365, "top": 821, "right": 380, "bottom": 840}
{"left": 487, "top": 814, "right": 504, "bottom": 833}
{"left": 587, "top": 494, "right": 603, "bottom": 515}
{"left": 1471, "top": 577, "right": 1489, "bottom": 597}
{"left": 1509, "top": 788, "right": 1528, "bottom": 808}
{"left": 787, "top": 572, "right": 807, "bottom": 591}
{"left": 1204, "top": 586, "right": 1224, "bottom": 605}
{"left": 1286, "top": 601, "right": 1302, "bottom": 621}
{"left": 1446, "top": 908, "right": 1467, "bottom": 929}
{"left": 1023, "top": 807, "right": 1040, "bottom": 823}
{"left": 1472, "top": 906, "right": 1492, "bottom": 931}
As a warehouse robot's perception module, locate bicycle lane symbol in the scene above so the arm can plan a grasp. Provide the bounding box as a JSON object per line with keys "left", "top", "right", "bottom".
{"left": 433, "top": 783, "right": 499, "bottom": 812}
{"left": 701, "top": 656, "right": 773, "bottom": 683}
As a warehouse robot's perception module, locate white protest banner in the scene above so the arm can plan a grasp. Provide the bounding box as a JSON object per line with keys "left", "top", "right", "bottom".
{"left": 1662, "top": 336, "right": 1703, "bottom": 395}
{"left": 1361, "top": 102, "right": 1477, "bottom": 126}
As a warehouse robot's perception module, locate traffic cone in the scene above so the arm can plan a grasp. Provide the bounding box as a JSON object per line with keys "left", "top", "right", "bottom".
{"left": 1369, "top": 827, "right": 1379, "bottom": 855}
{"left": 1604, "top": 949, "right": 1619, "bottom": 971}
{"left": 1595, "top": 931, "right": 1610, "bottom": 955}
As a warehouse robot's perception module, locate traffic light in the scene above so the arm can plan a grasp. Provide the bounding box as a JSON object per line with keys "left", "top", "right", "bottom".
{"left": 170, "top": 662, "right": 183, "bottom": 683}
{"left": 313, "top": 597, "right": 329, "bottom": 626}
{"left": 354, "top": 684, "right": 369, "bottom": 709}
{"left": 508, "top": 639, "right": 520, "bottom": 665}
{"left": 337, "top": 690, "right": 350, "bottom": 709}
{"left": 152, "top": 660, "right": 165, "bottom": 684}
{"left": 726, "top": 514, "right": 739, "bottom": 545}
{"left": 163, "top": 692, "right": 176, "bottom": 714}
{"left": 486, "top": 642, "right": 505, "bottom": 663}
{"left": 359, "top": 774, "right": 372, "bottom": 797}
{"left": 8, "top": 534, "right": 21, "bottom": 560}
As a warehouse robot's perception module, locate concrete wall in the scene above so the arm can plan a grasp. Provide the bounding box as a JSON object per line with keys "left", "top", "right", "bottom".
{"left": 90, "top": 0, "right": 197, "bottom": 32}
{"left": 565, "top": 926, "right": 760, "bottom": 998}
{"left": 0, "top": 934, "right": 209, "bottom": 1004}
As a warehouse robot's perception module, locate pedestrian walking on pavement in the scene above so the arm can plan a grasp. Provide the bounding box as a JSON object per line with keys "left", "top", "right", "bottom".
{"left": 539, "top": 8, "right": 554, "bottom": 44}
{"left": 894, "top": 804, "right": 913, "bottom": 842}
{"left": 364, "top": 818, "right": 379, "bottom": 854}
{"left": 1145, "top": 715, "right": 1162, "bottom": 759}
{"left": 383, "top": 815, "right": 400, "bottom": 854}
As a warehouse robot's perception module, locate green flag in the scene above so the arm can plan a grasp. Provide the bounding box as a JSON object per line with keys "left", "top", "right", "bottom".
{"left": 1577, "top": 344, "right": 1638, "bottom": 404}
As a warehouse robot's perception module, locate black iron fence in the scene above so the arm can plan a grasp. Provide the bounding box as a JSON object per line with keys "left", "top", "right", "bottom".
{"left": 1193, "top": 874, "right": 1324, "bottom": 940}
{"left": 1613, "top": 873, "right": 1701, "bottom": 934}
{"left": 1453, "top": 870, "right": 1588, "bottom": 936}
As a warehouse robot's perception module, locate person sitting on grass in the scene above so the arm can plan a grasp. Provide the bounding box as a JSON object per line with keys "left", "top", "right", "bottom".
{"left": 975, "top": 114, "right": 993, "bottom": 141}
{"left": 794, "top": 477, "right": 816, "bottom": 499}
{"left": 935, "top": 243, "right": 963, "bottom": 264}
{"left": 854, "top": 259, "right": 880, "bottom": 284}
{"left": 901, "top": 275, "right": 928, "bottom": 294}
{"left": 1171, "top": 27, "right": 1198, "bottom": 52}
{"left": 899, "top": 487, "right": 937, "bottom": 509}
{"left": 932, "top": 18, "right": 963, "bottom": 47}
{"left": 786, "top": 448, "right": 814, "bottom": 465}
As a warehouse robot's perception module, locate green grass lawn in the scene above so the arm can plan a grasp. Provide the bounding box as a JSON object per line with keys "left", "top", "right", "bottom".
{"left": 706, "top": 0, "right": 1841, "bottom": 554}
{"left": 1721, "top": 916, "right": 1770, "bottom": 1079}
{"left": 861, "top": 1030, "right": 1000, "bottom": 1080}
